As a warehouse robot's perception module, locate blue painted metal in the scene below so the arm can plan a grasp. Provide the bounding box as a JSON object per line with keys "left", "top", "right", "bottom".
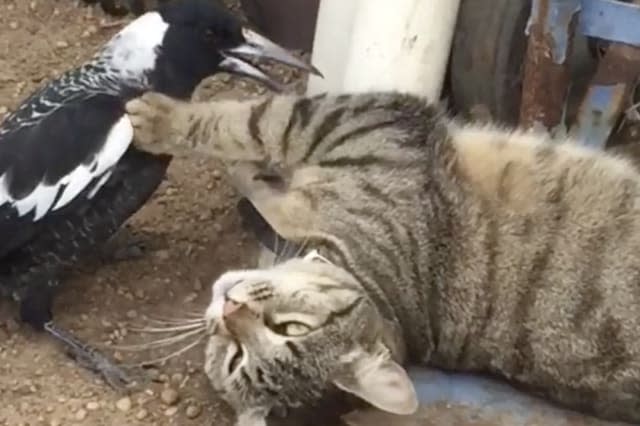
{"left": 520, "top": 0, "right": 640, "bottom": 147}
{"left": 579, "top": 0, "right": 640, "bottom": 47}
{"left": 524, "top": 0, "right": 640, "bottom": 64}
{"left": 571, "top": 84, "right": 627, "bottom": 148}
{"left": 343, "top": 367, "right": 627, "bottom": 425}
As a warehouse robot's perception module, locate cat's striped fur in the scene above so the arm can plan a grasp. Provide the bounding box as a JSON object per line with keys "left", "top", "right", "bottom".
{"left": 127, "top": 91, "right": 640, "bottom": 425}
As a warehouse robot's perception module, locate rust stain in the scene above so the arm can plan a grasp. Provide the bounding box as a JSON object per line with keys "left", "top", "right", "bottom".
{"left": 519, "top": 0, "right": 577, "bottom": 131}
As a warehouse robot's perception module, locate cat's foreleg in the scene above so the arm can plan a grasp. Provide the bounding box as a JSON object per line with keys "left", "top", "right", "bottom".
{"left": 125, "top": 92, "right": 267, "bottom": 162}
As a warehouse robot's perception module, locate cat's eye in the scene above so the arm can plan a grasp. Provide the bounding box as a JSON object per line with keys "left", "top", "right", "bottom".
{"left": 271, "top": 321, "right": 312, "bottom": 337}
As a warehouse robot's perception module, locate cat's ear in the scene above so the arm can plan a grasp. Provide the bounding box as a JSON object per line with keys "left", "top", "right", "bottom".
{"left": 332, "top": 348, "right": 418, "bottom": 415}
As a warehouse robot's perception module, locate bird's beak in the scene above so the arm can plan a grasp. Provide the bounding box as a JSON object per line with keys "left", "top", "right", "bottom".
{"left": 220, "top": 28, "right": 323, "bottom": 92}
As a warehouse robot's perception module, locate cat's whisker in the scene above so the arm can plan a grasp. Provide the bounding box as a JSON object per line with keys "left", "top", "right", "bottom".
{"left": 295, "top": 237, "right": 310, "bottom": 258}
{"left": 130, "top": 336, "right": 206, "bottom": 367}
{"left": 110, "top": 327, "right": 206, "bottom": 351}
{"left": 127, "top": 323, "right": 205, "bottom": 333}
{"left": 145, "top": 318, "right": 206, "bottom": 327}
{"left": 273, "top": 227, "right": 280, "bottom": 264}
{"left": 184, "top": 310, "right": 206, "bottom": 318}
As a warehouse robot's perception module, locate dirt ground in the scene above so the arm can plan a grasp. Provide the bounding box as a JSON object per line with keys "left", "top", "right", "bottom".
{"left": 0, "top": 1, "right": 273, "bottom": 425}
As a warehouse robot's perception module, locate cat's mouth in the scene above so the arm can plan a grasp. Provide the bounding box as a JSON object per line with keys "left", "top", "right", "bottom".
{"left": 226, "top": 339, "right": 245, "bottom": 376}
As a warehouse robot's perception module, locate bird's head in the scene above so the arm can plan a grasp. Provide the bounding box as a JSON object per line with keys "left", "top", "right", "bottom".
{"left": 104, "top": 0, "right": 320, "bottom": 98}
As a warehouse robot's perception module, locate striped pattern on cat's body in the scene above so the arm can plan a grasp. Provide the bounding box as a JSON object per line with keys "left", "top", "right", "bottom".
{"left": 127, "top": 90, "right": 640, "bottom": 425}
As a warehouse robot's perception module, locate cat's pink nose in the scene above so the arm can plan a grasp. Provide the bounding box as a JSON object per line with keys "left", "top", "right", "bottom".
{"left": 222, "top": 299, "right": 244, "bottom": 318}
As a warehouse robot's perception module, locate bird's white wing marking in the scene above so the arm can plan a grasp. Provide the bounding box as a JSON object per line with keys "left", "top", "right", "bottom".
{"left": 87, "top": 170, "right": 113, "bottom": 199}
{"left": 0, "top": 114, "right": 133, "bottom": 221}
{"left": 52, "top": 114, "right": 133, "bottom": 211}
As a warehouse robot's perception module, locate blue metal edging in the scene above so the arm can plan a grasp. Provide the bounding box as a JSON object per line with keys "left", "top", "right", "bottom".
{"left": 580, "top": 0, "right": 640, "bottom": 47}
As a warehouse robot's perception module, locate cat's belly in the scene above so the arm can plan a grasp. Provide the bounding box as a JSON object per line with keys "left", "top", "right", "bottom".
{"left": 342, "top": 367, "right": 629, "bottom": 426}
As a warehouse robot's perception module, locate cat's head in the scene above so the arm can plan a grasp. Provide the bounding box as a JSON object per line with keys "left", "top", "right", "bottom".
{"left": 203, "top": 252, "right": 418, "bottom": 425}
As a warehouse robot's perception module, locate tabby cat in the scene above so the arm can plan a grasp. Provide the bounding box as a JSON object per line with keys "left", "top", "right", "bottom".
{"left": 126, "top": 91, "right": 640, "bottom": 426}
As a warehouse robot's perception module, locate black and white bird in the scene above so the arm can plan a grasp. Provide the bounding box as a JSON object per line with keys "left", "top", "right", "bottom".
{"left": 0, "top": 0, "right": 319, "bottom": 387}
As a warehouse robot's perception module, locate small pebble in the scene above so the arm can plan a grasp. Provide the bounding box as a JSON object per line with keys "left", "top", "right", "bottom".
{"left": 115, "top": 396, "right": 132, "bottom": 412}
{"left": 185, "top": 404, "right": 202, "bottom": 419}
{"left": 170, "top": 373, "right": 184, "bottom": 385}
{"left": 126, "top": 309, "right": 137, "bottom": 319}
{"left": 155, "top": 249, "right": 170, "bottom": 260}
{"left": 9, "top": 21, "right": 18, "bottom": 30}
{"left": 86, "top": 401, "right": 100, "bottom": 411}
{"left": 161, "top": 388, "right": 180, "bottom": 406}
{"left": 135, "top": 408, "right": 149, "bottom": 420}
{"left": 146, "top": 367, "right": 160, "bottom": 381}
{"left": 55, "top": 40, "right": 69, "bottom": 49}
{"left": 193, "top": 279, "right": 203, "bottom": 292}
{"left": 183, "top": 292, "right": 198, "bottom": 303}
{"left": 68, "top": 398, "right": 82, "bottom": 411}
{"left": 75, "top": 408, "right": 88, "bottom": 421}
{"left": 164, "top": 406, "right": 179, "bottom": 417}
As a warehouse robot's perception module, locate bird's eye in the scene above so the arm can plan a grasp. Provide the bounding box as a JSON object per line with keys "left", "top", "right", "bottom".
{"left": 270, "top": 321, "right": 312, "bottom": 337}
{"left": 204, "top": 28, "right": 216, "bottom": 41}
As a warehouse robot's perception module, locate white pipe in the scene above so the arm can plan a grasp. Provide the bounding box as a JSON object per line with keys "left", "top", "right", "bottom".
{"left": 307, "top": 0, "right": 461, "bottom": 101}
{"left": 306, "top": 0, "right": 359, "bottom": 96}
{"left": 342, "top": 0, "right": 461, "bottom": 99}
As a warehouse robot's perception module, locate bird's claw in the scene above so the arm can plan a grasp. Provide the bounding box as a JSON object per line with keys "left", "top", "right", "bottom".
{"left": 45, "top": 322, "right": 149, "bottom": 392}
{"left": 68, "top": 346, "right": 147, "bottom": 391}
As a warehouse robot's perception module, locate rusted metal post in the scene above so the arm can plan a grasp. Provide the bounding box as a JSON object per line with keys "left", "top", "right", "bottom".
{"left": 519, "top": 0, "right": 581, "bottom": 132}
{"left": 570, "top": 0, "right": 640, "bottom": 149}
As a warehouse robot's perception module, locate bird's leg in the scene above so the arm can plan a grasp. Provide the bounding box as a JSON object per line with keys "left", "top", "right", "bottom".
{"left": 43, "top": 322, "right": 148, "bottom": 390}
{"left": 19, "top": 280, "right": 148, "bottom": 391}
{"left": 99, "top": 224, "right": 147, "bottom": 262}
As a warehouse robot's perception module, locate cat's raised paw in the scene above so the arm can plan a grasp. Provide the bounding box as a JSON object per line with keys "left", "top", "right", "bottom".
{"left": 126, "top": 92, "right": 181, "bottom": 152}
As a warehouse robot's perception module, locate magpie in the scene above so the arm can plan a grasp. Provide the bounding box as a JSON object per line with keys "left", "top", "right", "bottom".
{"left": 0, "top": 0, "right": 319, "bottom": 388}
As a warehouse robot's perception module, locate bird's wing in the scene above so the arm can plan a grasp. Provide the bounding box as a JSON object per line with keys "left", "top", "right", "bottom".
{"left": 0, "top": 93, "right": 133, "bottom": 225}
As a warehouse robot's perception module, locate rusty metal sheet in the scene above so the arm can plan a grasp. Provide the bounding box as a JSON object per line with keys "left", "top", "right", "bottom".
{"left": 519, "top": 0, "right": 580, "bottom": 131}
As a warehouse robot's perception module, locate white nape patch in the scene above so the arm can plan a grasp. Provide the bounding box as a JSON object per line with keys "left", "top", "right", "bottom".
{"left": 0, "top": 115, "right": 133, "bottom": 221}
{"left": 104, "top": 12, "right": 169, "bottom": 78}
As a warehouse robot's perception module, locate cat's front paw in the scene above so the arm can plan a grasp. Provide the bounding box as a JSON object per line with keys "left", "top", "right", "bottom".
{"left": 126, "top": 92, "right": 181, "bottom": 152}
